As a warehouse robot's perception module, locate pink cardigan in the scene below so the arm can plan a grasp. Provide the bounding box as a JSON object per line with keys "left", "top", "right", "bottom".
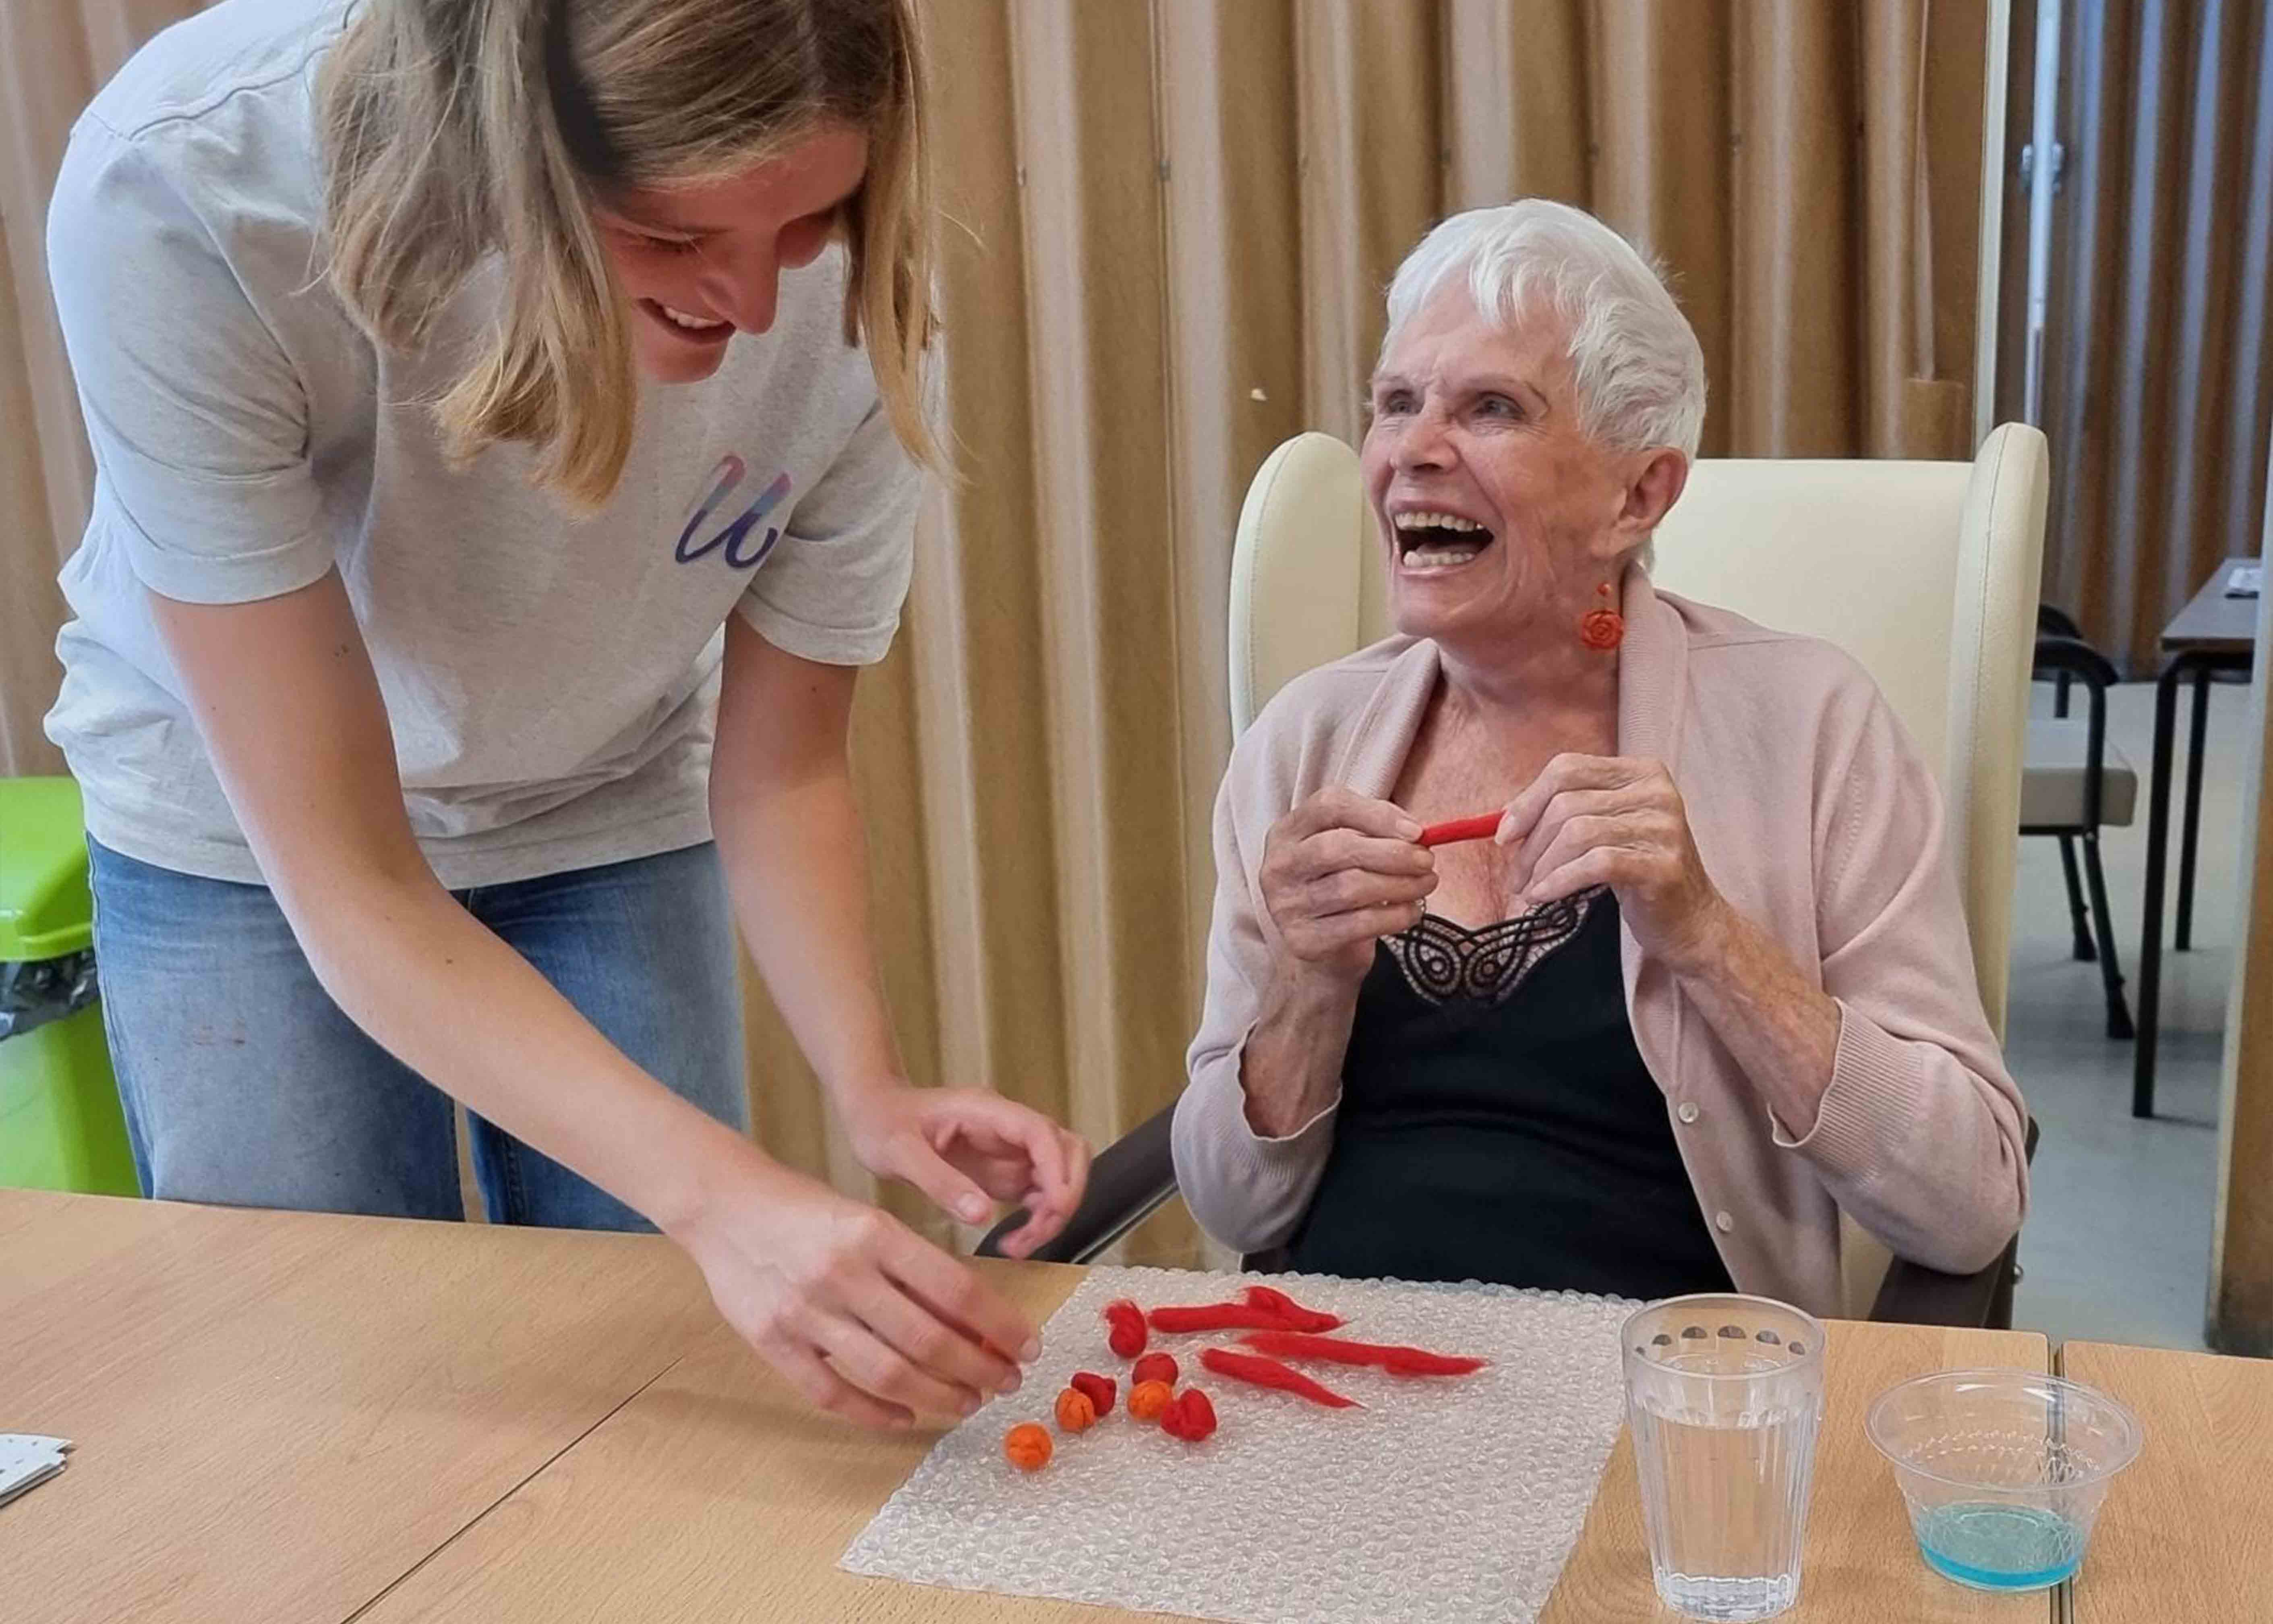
{"left": 1171, "top": 574, "right": 2029, "bottom": 1317}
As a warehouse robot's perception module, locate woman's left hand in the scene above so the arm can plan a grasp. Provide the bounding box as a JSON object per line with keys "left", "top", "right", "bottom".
{"left": 1495, "top": 754, "right": 1732, "bottom": 974}
{"left": 838, "top": 1083, "right": 1092, "bottom": 1258}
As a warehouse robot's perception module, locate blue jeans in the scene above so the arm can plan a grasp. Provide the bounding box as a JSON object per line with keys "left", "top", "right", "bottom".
{"left": 87, "top": 838, "right": 749, "bottom": 1230}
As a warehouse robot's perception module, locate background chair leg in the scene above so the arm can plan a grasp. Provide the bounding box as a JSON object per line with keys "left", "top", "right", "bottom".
{"left": 2058, "top": 835, "right": 2096, "bottom": 960}
{"left": 2082, "top": 833, "right": 2135, "bottom": 1040}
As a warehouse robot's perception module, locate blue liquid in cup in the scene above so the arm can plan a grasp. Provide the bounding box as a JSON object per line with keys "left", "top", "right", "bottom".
{"left": 1915, "top": 1503, "right": 2083, "bottom": 1590}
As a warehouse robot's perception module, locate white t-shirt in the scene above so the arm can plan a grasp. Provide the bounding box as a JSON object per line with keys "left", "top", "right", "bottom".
{"left": 43, "top": 0, "right": 921, "bottom": 888}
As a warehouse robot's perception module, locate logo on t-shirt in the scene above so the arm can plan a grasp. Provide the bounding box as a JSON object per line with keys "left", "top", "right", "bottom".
{"left": 675, "top": 455, "right": 792, "bottom": 570}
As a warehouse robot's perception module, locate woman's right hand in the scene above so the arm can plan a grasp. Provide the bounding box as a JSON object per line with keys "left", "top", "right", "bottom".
{"left": 1258, "top": 787, "right": 1438, "bottom": 988}
{"left": 669, "top": 1154, "right": 1041, "bottom": 1429}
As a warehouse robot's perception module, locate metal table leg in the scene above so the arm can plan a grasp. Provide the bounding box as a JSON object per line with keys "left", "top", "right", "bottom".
{"left": 2176, "top": 665, "right": 2213, "bottom": 950}
{"left": 2134, "top": 655, "right": 2194, "bottom": 1118}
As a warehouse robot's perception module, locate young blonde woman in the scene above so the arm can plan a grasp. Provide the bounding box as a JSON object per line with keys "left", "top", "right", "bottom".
{"left": 43, "top": 0, "right": 1087, "bottom": 1429}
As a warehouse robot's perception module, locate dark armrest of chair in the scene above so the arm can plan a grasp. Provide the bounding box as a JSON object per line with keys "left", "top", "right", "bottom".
{"left": 974, "top": 1101, "right": 1180, "bottom": 1264}
{"left": 2027, "top": 639, "right": 2120, "bottom": 825}
{"left": 1869, "top": 1116, "right": 2038, "bottom": 1328}
{"left": 2034, "top": 623, "right": 2111, "bottom": 721}
{"left": 2031, "top": 634, "right": 2119, "bottom": 690}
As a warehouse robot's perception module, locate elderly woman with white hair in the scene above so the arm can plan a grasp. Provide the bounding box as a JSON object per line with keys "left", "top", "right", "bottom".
{"left": 1170, "top": 200, "right": 2028, "bottom": 1316}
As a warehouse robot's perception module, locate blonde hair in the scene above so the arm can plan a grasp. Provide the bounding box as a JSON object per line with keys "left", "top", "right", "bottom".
{"left": 319, "top": 0, "right": 938, "bottom": 508}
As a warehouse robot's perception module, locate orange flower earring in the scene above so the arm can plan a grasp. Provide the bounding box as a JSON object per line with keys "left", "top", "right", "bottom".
{"left": 1579, "top": 582, "right": 1625, "bottom": 651}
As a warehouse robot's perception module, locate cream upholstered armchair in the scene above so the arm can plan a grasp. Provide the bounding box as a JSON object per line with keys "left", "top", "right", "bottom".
{"left": 984, "top": 427, "right": 2050, "bottom": 1325}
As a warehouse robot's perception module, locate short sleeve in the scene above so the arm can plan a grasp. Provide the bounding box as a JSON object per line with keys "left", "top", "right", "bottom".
{"left": 731, "top": 383, "right": 922, "bottom": 667}
{"left": 44, "top": 116, "right": 333, "bottom": 604}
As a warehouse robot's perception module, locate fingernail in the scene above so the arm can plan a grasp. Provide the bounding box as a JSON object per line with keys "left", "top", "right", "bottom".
{"left": 1019, "top": 1337, "right": 1043, "bottom": 1362}
{"left": 999, "top": 1370, "right": 1023, "bottom": 1394}
{"left": 960, "top": 1394, "right": 981, "bottom": 1416}
{"left": 958, "top": 1196, "right": 988, "bottom": 1223}
{"left": 1397, "top": 819, "right": 1422, "bottom": 839}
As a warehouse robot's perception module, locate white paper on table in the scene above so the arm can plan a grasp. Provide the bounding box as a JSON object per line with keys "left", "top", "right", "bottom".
{"left": 0, "top": 1435, "right": 74, "bottom": 1508}
{"left": 842, "top": 1267, "right": 1635, "bottom": 1624}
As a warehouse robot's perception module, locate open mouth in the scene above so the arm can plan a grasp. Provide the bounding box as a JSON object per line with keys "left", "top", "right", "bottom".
{"left": 1392, "top": 509, "right": 1497, "bottom": 574}
{"left": 638, "top": 298, "right": 734, "bottom": 344}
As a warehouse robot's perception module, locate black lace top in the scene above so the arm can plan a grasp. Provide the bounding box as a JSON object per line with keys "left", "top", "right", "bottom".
{"left": 1285, "top": 889, "right": 1734, "bottom": 1299}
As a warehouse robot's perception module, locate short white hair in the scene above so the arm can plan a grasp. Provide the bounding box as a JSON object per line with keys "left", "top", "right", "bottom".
{"left": 1381, "top": 199, "right": 1707, "bottom": 460}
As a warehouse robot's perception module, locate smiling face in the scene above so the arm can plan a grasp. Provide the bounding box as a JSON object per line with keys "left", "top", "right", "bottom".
{"left": 592, "top": 123, "right": 869, "bottom": 385}
{"left": 1361, "top": 284, "right": 1683, "bottom": 654}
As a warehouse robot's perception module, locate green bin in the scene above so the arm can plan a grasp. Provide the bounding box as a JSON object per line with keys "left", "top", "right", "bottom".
{"left": 1, "top": 777, "right": 137, "bottom": 1195}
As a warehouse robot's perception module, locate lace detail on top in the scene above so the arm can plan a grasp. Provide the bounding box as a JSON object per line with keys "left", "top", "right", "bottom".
{"left": 1383, "top": 887, "right": 1604, "bottom": 1006}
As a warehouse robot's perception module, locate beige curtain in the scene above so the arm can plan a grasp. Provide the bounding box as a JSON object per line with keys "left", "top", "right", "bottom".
{"left": 1, "top": 0, "right": 1983, "bottom": 1264}
{"left": 1994, "top": 0, "right": 2273, "bottom": 674}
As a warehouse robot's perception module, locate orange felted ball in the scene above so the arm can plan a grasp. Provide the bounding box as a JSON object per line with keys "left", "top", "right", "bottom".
{"left": 1004, "top": 1421, "right": 1054, "bottom": 1471}
{"left": 1128, "top": 1379, "right": 1175, "bottom": 1423}
{"left": 1054, "top": 1387, "right": 1099, "bottom": 1433}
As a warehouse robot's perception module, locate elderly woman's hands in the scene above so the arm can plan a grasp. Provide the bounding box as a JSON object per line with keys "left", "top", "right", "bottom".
{"left": 1259, "top": 787, "right": 1439, "bottom": 988}
{"left": 1495, "top": 755, "right": 1733, "bottom": 973}
{"left": 1236, "top": 787, "right": 1436, "bottom": 1140}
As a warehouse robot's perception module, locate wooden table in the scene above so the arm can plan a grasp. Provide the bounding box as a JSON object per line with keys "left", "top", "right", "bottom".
{"left": 0, "top": 1191, "right": 2214, "bottom": 1623}
{"left": 0, "top": 1189, "right": 720, "bottom": 1624}
{"left": 2056, "top": 1341, "right": 2273, "bottom": 1623}
{"left": 2132, "top": 555, "right": 2259, "bottom": 1116}
{"left": 1542, "top": 1323, "right": 2054, "bottom": 1623}
{"left": 351, "top": 1267, "right": 1126, "bottom": 1623}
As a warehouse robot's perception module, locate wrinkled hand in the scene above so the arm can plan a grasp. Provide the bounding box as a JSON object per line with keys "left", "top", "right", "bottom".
{"left": 673, "top": 1157, "right": 1039, "bottom": 1429}
{"left": 838, "top": 1082, "right": 1091, "bottom": 1258}
{"left": 1259, "top": 786, "right": 1437, "bottom": 988}
{"left": 1495, "top": 754, "right": 1731, "bottom": 972}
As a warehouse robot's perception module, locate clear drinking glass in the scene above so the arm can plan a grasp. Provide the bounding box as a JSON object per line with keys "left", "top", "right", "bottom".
{"left": 1866, "top": 1369, "right": 2141, "bottom": 1591}
{"left": 1621, "top": 1294, "right": 1827, "bottom": 1622}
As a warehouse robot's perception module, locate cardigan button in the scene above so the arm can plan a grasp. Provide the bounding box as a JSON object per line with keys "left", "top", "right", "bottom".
{"left": 1677, "top": 1102, "right": 1700, "bottom": 1124}
{"left": 1714, "top": 1211, "right": 1735, "bottom": 1233}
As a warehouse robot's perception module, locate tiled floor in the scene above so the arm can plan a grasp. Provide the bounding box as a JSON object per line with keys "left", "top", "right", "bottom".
{"left": 2004, "top": 678, "right": 2251, "bottom": 1352}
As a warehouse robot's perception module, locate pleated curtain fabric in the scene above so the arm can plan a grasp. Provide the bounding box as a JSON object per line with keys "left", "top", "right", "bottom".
{"left": 1998, "top": 0, "right": 2273, "bottom": 675}
{"left": 2, "top": 0, "right": 1982, "bottom": 1263}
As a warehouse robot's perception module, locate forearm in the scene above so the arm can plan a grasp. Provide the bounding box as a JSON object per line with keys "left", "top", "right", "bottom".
{"left": 1238, "top": 967, "right": 1361, "bottom": 1138}
{"left": 712, "top": 763, "right": 901, "bottom": 1105}
{"left": 1673, "top": 900, "right": 1842, "bottom": 1137}
{"left": 1173, "top": 967, "right": 1353, "bottom": 1257}
{"left": 280, "top": 868, "right": 762, "bottom": 1234}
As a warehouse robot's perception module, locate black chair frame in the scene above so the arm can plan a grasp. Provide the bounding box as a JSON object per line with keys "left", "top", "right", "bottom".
{"left": 2030, "top": 607, "right": 2134, "bottom": 1039}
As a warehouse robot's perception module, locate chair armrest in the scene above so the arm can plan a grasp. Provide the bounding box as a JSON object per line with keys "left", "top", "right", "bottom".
{"left": 974, "top": 1101, "right": 1180, "bottom": 1264}
{"left": 2029, "top": 639, "right": 2117, "bottom": 823}
{"left": 2037, "top": 604, "right": 2084, "bottom": 642}
{"left": 2031, "top": 635, "right": 2120, "bottom": 690}
{"left": 1869, "top": 1245, "right": 2013, "bottom": 1327}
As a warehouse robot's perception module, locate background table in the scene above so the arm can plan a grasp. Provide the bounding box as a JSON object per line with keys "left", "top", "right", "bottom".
{"left": 2132, "top": 555, "right": 2259, "bottom": 1116}
{"left": 0, "top": 1191, "right": 2252, "bottom": 1623}
{"left": 2057, "top": 1341, "right": 2273, "bottom": 1623}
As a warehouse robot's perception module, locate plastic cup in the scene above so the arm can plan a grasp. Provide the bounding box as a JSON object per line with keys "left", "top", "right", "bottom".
{"left": 1866, "top": 1369, "right": 2141, "bottom": 1592}
{"left": 1621, "top": 1295, "right": 1827, "bottom": 1622}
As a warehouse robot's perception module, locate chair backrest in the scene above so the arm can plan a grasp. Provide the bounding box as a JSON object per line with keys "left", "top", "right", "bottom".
{"left": 1229, "top": 425, "right": 2050, "bottom": 1034}
{"left": 1228, "top": 427, "right": 2050, "bottom": 1319}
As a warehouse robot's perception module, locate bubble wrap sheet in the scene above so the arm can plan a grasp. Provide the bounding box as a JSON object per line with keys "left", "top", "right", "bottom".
{"left": 841, "top": 1267, "right": 1635, "bottom": 1623}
